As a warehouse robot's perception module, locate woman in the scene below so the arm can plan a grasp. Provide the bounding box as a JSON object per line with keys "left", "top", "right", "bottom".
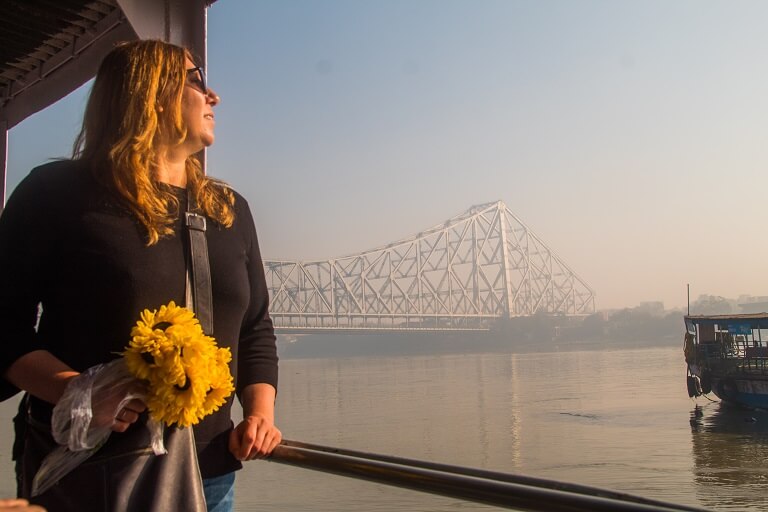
{"left": 0, "top": 40, "right": 281, "bottom": 511}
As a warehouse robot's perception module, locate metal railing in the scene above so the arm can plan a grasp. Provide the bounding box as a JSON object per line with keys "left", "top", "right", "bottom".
{"left": 269, "top": 440, "right": 711, "bottom": 512}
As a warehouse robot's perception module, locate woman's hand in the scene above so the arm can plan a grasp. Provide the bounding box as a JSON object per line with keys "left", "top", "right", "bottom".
{"left": 78, "top": 360, "right": 147, "bottom": 433}
{"left": 0, "top": 498, "right": 46, "bottom": 511}
{"left": 228, "top": 413, "right": 282, "bottom": 460}
{"left": 229, "top": 383, "right": 281, "bottom": 460}
{"left": 50, "top": 359, "right": 148, "bottom": 452}
{"left": 109, "top": 398, "right": 147, "bottom": 433}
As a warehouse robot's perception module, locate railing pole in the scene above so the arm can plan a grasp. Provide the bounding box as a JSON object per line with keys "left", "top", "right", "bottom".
{"left": 268, "top": 440, "right": 710, "bottom": 512}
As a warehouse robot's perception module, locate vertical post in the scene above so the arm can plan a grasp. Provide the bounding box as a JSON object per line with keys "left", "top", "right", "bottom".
{"left": 471, "top": 218, "right": 479, "bottom": 321}
{"left": 118, "top": 0, "right": 209, "bottom": 173}
{"left": 417, "top": 240, "right": 423, "bottom": 323}
{"left": 167, "top": 0, "right": 208, "bottom": 174}
{"left": 498, "top": 201, "right": 515, "bottom": 317}
{"left": 0, "top": 119, "right": 7, "bottom": 215}
{"left": 687, "top": 283, "right": 690, "bottom": 316}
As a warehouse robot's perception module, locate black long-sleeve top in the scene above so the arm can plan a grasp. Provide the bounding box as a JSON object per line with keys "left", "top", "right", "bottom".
{"left": 0, "top": 160, "right": 278, "bottom": 478}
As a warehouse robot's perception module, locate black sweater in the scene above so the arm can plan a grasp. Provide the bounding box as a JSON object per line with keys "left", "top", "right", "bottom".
{"left": 0, "top": 160, "right": 278, "bottom": 478}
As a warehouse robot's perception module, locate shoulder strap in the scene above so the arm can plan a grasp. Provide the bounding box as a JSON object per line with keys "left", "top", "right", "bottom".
{"left": 185, "top": 190, "right": 214, "bottom": 335}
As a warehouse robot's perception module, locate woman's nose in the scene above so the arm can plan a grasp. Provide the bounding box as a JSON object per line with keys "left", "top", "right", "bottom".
{"left": 206, "top": 87, "right": 220, "bottom": 106}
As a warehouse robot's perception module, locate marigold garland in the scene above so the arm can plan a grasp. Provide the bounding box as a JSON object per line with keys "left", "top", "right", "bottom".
{"left": 123, "top": 301, "right": 234, "bottom": 427}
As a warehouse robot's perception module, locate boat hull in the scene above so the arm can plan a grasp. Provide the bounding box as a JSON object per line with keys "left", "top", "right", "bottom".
{"left": 699, "top": 373, "right": 768, "bottom": 409}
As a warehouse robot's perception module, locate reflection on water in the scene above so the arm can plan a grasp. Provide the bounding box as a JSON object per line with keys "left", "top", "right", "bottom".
{"left": 239, "top": 345, "right": 707, "bottom": 511}
{"left": 690, "top": 403, "right": 768, "bottom": 511}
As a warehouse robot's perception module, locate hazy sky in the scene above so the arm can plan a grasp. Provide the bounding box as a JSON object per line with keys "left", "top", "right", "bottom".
{"left": 7, "top": 0, "right": 768, "bottom": 311}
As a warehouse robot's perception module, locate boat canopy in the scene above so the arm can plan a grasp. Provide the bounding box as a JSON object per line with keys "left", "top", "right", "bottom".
{"left": 685, "top": 313, "right": 768, "bottom": 335}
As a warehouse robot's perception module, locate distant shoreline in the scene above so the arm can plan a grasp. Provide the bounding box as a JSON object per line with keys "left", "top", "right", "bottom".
{"left": 277, "top": 331, "right": 679, "bottom": 359}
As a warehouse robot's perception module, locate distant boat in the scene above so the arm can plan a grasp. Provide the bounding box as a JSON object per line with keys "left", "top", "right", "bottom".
{"left": 684, "top": 313, "right": 768, "bottom": 408}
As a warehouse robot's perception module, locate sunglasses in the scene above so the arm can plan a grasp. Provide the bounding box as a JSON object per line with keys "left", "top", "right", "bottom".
{"left": 186, "top": 66, "right": 207, "bottom": 94}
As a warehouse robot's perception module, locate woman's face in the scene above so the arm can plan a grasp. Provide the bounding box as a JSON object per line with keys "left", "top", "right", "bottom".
{"left": 180, "top": 57, "right": 220, "bottom": 153}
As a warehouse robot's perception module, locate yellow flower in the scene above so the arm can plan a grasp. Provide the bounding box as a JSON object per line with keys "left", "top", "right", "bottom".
{"left": 123, "top": 301, "right": 234, "bottom": 427}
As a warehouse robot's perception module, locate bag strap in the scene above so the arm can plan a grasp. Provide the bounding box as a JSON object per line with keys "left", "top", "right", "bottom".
{"left": 185, "top": 190, "right": 214, "bottom": 335}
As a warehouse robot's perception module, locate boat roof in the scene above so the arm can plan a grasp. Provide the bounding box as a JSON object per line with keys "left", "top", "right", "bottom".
{"left": 685, "top": 313, "right": 768, "bottom": 326}
{"left": 2, "top": 0, "right": 128, "bottom": 131}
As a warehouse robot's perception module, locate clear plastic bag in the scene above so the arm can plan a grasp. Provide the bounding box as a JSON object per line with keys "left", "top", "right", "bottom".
{"left": 31, "top": 358, "right": 166, "bottom": 496}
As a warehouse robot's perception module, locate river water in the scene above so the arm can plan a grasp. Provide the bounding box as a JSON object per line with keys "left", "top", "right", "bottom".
{"left": 1, "top": 341, "right": 766, "bottom": 511}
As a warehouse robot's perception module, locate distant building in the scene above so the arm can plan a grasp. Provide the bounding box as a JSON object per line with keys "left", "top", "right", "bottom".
{"left": 636, "top": 301, "right": 665, "bottom": 316}
{"left": 739, "top": 301, "right": 768, "bottom": 314}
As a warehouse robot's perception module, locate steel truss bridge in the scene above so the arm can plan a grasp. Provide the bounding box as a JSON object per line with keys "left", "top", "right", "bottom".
{"left": 265, "top": 201, "right": 595, "bottom": 332}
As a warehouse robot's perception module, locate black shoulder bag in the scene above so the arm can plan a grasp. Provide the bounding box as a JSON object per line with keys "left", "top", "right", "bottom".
{"left": 185, "top": 190, "right": 214, "bottom": 335}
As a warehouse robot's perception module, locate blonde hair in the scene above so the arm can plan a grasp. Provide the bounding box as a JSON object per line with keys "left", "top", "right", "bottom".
{"left": 73, "top": 39, "right": 234, "bottom": 245}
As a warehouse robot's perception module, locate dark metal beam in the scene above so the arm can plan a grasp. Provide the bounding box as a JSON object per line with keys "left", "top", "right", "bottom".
{"left": 0, "top": 8, "right": 136, "bottom": 131}
{"left": 0, "top": 120, "right": 6, "bottom": 215}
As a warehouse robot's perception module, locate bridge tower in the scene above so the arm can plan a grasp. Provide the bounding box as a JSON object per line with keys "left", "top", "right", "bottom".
{"left": 265, "top": 201, "right": 595, "bottom": 331}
